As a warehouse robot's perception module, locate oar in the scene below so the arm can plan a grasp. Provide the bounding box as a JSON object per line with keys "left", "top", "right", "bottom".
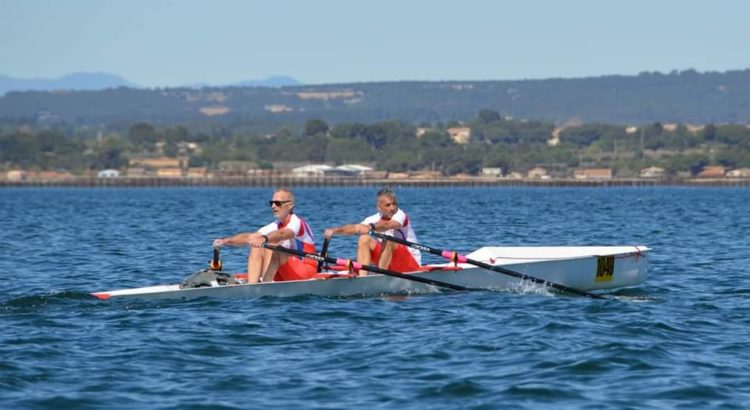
{"left": 316, "top": 237, "right": 331, "bottom": 273}
{"left": 262, "top": 243, "right": 477, "bottom": 292}
{"left": 370, "top": 232, "right": 607, "bottom": 299}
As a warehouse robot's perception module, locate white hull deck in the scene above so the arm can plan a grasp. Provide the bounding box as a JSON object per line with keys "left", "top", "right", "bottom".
{"left": 92, "top": 246, "right": 649, "bottom": 301}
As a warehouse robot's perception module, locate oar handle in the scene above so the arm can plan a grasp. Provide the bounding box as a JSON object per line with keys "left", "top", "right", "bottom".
{"left": 209, "top": 247, "right": 223, "bottom": 271}
{"left": 317, "top": 237, "right": 331, "bottom": 272}
{"left": 262, "top": 243, "right": 472, "bottom": 292}
{"left": 370, "top": 231, "right": 606, "bottom": 299}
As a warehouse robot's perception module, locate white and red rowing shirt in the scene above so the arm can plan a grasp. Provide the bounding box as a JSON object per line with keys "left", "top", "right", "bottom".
{"left": 258, "top": 213, "right": 316, "bottom": 254}
{"left": 361, "top": 208, "right": 421, "bottom": 264}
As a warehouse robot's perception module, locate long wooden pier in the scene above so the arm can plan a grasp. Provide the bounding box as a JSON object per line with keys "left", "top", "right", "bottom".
{"left": 2, "top": 176, "right": 749, "bottom": 188}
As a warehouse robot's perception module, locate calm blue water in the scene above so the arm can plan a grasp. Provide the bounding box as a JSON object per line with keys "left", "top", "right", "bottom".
{"left": 1, "top": 187, "right": 749, "bottom": 409}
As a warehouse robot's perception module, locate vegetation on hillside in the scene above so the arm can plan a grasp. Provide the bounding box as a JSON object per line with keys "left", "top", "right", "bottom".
{"left": 2, "top": 109, "right": 749, "bottom": 177}
{"left": 1, "top": 69, "right": 750, "bottom": 127}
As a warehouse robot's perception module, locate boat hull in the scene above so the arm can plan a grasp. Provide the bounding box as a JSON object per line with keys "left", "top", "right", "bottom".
{"left": 92, "top": 246, "right": 649, "bottom": 300}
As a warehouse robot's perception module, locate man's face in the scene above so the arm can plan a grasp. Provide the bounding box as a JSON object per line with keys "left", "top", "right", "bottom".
{"left": 376, "top": 195, "right": 397, "bottom": 218}
{"left": 270, "top": 191, "right": 293, "bottom": 219}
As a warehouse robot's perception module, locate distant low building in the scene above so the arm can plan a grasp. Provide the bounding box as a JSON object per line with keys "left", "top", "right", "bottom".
{"left": 548, "top": 128, "right": 560, "bottom": 146}
{"left": 29, "top": 170, "right": 74, "bottom": 181}
{"left": 415, "top": 128, "right": 431, "bottom": 138}
{"left": 447, "top": 127, "right": 471, "bottom": 144}
{"left": 640, "top": 166, "right": 666, "bottom": 178}
{"left": 325, "top": 168, "right": 357, "bottom": 178}
{"left": 727, "top": 168, "right": 750, "bottom": 178}
{"left": 527, "top": 167, "right": 548, "bottom": 179}
{"left": 290, "top": 164, "right": 374, "bottom": 178}
{"left": 4, "top": 170, "right": 27, "bottom": 181}
{"left": 126, "top": 167, "right": 147, "bottom": 177}
{"left": 574, "top": 168, "right": 612, "bottom": 180}
{"left": 156, "top": 167, "right": 183, "bottom": 178}
{"left": 185, "top": 142, "right": 201, "bottom": 152}
{"left": 412, "top": 171, "right": 442, "bottom": 179}
{"left": 332, "top": 164, "right": 374, "bottom": 177}
{"left": 272, "top": 161, "right": 315, "bottom": 171}
{"left": 129, "top": 156, "right": 183, "bottom": 169}
{"left": 247, "top": 169, "right": 272, "bottom": 176}
{"left": 696, "top": 166, "right": 726, "bottom": 178}
{"left": 97, "top": 169, "right": 120, "bottom": 178}
{"left": 187, "top": 167, "right": 207, "bottom": 177}
{"left": 481, "top": 167, "right": 503, "bottom": 177}
{"left": 363, "top": 170, "right": 388, "bottom": 179}
{"left": 292, "top": 164, "right": 333, "bottom": 177}
{"left": 218, "top": 161, "right": 257, "bottom": 172}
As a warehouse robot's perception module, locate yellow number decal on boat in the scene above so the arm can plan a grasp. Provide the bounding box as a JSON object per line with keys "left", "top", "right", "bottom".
{"left": 595, "top": 256, "right": 615, "bottom": 282}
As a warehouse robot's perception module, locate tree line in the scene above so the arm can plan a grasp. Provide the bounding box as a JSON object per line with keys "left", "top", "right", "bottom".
{"left": 2, "top": 109, "right": 749, "bottom": 177}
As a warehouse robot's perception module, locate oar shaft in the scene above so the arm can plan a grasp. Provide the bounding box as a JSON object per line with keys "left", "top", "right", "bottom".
{"left": 262, "top": 244, "right": 472, "bottom": 292}
{"left": 370, "top": 232, "right": 605, "bottom": 299}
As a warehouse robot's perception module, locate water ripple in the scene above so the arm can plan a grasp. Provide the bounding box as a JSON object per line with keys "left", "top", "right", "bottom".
{"left": 1, "top": 187, "right": 750, "bottom": 408}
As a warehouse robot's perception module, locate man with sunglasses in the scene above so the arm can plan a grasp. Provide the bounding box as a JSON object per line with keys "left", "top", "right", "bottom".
{"left": 323, "top": 188, "right": 421, "bottom": 275}
{"left": 213, "top": 188, "right": 317, "bottom": 283}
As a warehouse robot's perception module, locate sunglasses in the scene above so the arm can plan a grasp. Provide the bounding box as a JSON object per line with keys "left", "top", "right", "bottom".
{"left": 269, "top": 200, "right": 292, "bottom": 207}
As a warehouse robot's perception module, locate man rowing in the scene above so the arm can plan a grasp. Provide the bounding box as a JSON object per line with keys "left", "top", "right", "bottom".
{"left": 213, "top": 188, "right": 317, "bottom": 283}
{"left": 324, "top": 188, "right": 421, "bottom": 275}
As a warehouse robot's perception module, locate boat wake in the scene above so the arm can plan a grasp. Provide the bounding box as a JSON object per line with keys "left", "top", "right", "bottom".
{"left": 489, "top": 282, "right": 655, "bottom": 302}
{"left": 609, "top": 287, "right": 657, "bottom": 302}
{"left": 0, "top": 291, "right": 95, "bottom": 313}
{"left": 503, "top": 281, "right": 556, "bottom": 297}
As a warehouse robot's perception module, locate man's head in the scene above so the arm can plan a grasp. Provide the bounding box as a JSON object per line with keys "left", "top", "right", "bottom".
{"left": 376, "top": 188, "right": 398, "bottom": 218}
{"left": 270, "top": 188, "right": 295, "bottom": 219}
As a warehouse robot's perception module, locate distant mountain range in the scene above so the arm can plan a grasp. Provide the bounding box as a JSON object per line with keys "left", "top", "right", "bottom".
{"left": 231, "top": 76, "right": 302, "bottom": 87}
{"left": 0, "top": 72, "right": 303, "bottom": 95}
{"left": 0, "top": 72, "right": 138, "bottom": 95}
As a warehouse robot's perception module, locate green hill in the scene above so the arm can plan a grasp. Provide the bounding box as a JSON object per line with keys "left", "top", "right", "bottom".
{"left": 1, "top": 69, "right": 749, "bottom": 126}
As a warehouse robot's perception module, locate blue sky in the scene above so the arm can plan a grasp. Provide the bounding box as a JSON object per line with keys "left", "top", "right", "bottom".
{"left": 1, "top": 0, "right": 749, "bottom": 87}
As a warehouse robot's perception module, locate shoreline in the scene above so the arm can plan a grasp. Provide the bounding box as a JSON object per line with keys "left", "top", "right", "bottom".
{"left": 2, "top": 176, "right": 749, "bottom": 188}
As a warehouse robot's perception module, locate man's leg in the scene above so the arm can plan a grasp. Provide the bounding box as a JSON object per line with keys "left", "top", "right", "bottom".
{"left": 377, "top": 240, "right": 397, "bottom": 270}
{"left": 261, "top": 253, "right": 288, "bottom": 282}
{"left": 248, "top": 247, "right": 287, "bottom": 283}
{"left": 357, "top": 235, "right": 378, "bottom": 276}
{"left": 247, "top": 247, "right": 266, "bottom": 284}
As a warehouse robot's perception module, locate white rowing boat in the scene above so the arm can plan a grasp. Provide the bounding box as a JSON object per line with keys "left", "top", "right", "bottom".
{"left": 91, "top": 245, "right": 649, "bottom": 300}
